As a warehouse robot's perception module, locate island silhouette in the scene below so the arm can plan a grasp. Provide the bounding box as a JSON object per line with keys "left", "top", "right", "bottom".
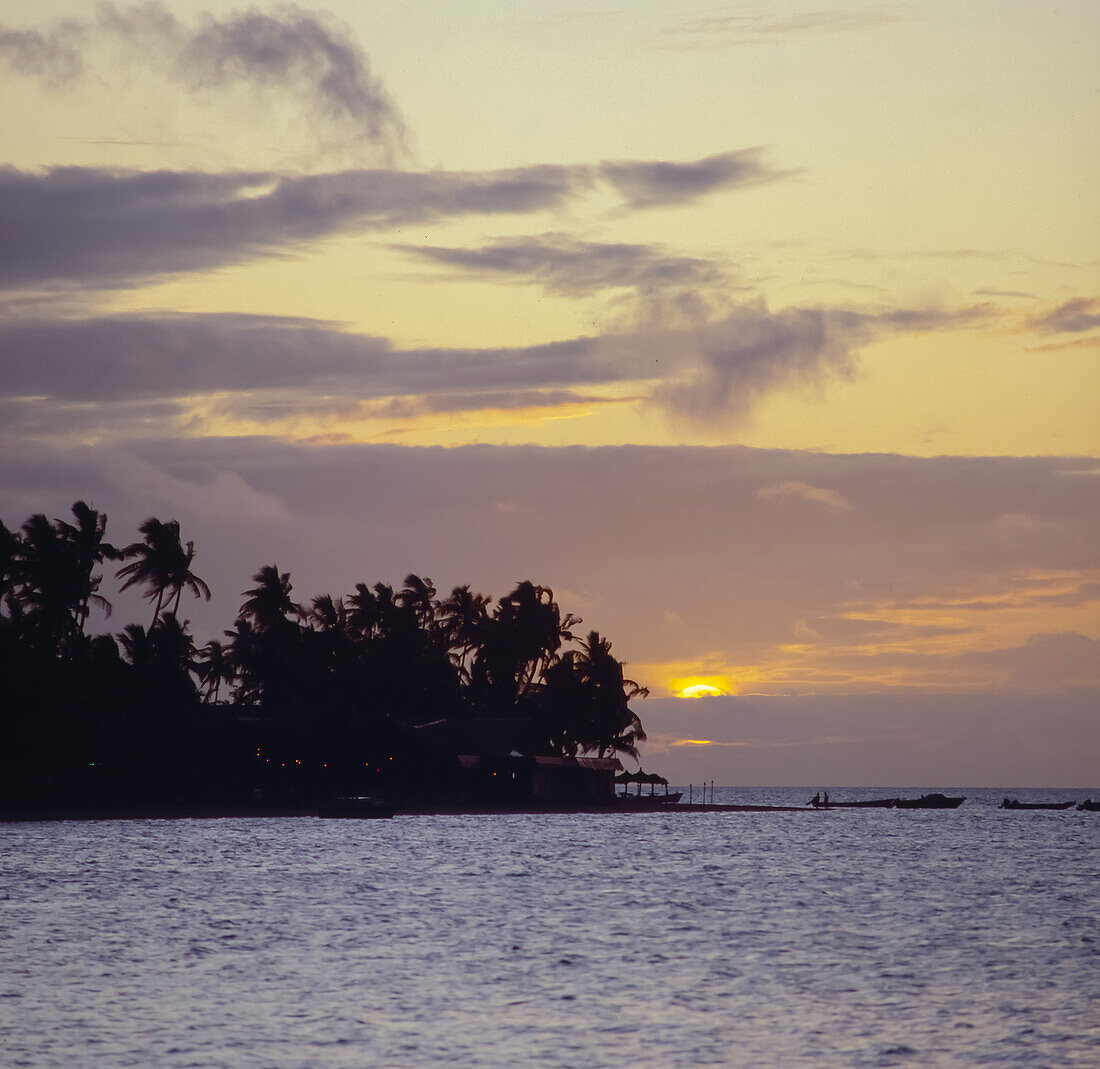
{"left": 0, "top": 502, "right": 651, "bottom": 817}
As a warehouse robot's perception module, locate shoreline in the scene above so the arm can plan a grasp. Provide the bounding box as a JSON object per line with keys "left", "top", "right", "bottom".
{"left": 0, "top": 801, "right": 832, "bottom": 822}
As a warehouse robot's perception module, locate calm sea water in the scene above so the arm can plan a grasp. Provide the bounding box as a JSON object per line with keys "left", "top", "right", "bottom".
{"left": 2, "top": 787, "right": 1098, "bottom": 1068}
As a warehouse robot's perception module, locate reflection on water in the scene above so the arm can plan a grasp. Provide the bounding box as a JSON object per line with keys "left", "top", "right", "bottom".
{"left": 2, "top": 788, "right": 1098, "bottom": 1067}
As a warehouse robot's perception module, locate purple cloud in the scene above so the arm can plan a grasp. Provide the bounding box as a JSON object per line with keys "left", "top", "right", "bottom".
{"left": 1, "top": 3, "right": 405, "bottom": 157}
{"left": 599, "top": 149, "right": 791, "bottom": 208}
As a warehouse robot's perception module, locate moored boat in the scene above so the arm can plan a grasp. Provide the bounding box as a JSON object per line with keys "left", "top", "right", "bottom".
{"left": 316, "top": 796, "right": 396, "bottom": 818}
{"left": 1000, "top": 798, "right": 1075, "bottom": 810}
{"left": 894, "top": 793, "right": 966, "bottom": 809}
{"left": 617, "top": 791, "right": 683, "bottom": 807}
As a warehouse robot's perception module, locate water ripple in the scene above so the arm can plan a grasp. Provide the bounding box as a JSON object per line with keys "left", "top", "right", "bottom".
{"left": 1, "top": 788, "right": 1097, "bottom": 1067}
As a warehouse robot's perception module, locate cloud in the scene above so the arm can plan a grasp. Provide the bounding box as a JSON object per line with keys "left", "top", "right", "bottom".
{"left": 662, "top": 8, "right": 907, "bottom": 49}
{"left": 0, "top": 289, "right": 1006, "bottom": 439}
{"left": 0, "top": 312, "right": 607, "bottom": 406}
{"left": 0, "top": 22, "right": 83, "bottom": 83}
{"left": 647, "top": 303, "right": 863, "bottom": 422}
{"left": 954, "top": 632, "right": 1100, "bottom": 691}
{"left": 757, "top": 481, "right": 852, "bottom": 510}
{"left": 972, "top": 288, "right": 1036, "bottom": 300}
{"left": 1, "top": 441, "right": 1094, "bottom": 670}
{"left": 1026, "top": 298, "right": 1100, "bottom": 334}
{"left": 599, "top": 148, "right": 791, "bottom": 208}
{"left": 0, "top": 151, "right": 787, "bottom": 292}
{"left": 1027, "top": 336, "right": 1100, "bottom": 354}
{"left": 636, "top": 692, "right": 1098, "bottom": 786}
{"left": 394, "top": 234, "right": 733, "bottom": 297}
{"left": 0, "top": 3, "right": 405, "bottom": 158}
{"left": 0, "top": 293, "right": 988, "bottom": 430}
{"left": 0, "top": 164, "right": 586, "bottom": 291}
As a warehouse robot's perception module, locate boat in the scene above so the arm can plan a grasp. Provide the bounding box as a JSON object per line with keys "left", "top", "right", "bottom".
{"left": 616, "top": 770, "right": 680, "bottom": 806}
{"left": 316, "top": 796, "right": 396, "bottom": 818}
{"left": 1077, "top": 799, "right": 1100, "bottom": 812}
{"left": 894, "top": 793, "right": 966, "bottom": 809}
{"left": 617, "top": 791, "right": 683, "bottom": 807}
{"left": 1000, "top": 798, "right": 1075, "bottom": 810}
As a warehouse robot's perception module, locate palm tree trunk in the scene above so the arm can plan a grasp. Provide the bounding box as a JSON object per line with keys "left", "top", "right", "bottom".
{"left": 151, "top": 587, "right": 165, "bottom": 627}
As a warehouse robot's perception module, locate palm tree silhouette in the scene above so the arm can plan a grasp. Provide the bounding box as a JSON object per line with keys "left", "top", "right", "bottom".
{"left": 441, "top": 584, "right": 492, "bottom": 682}
{"left": 117, "top": 519, "right": 185, "bottom": 626}
{"left": 15, "top": 509, "right": 117, "bottom": 652}
{"left": 117, "top": 518, "right": 210, "bottom": 626}
{"left": 0, "top": 519, "right": 18, "bottom": 605}
{"left": 398, "top": 574, "right": 439, "bottom": 632}
{"left": 167, "top": 540, "right": 211, "bottom": 617}
{"left": 196, "top": 639, "right": 235, "bottom": 703}
{"left": 55, "top": 501, "right": 119, "bottom": 634}
{"left": 545, "top": 630, "right": 648, "bottom": 759}
{"left": 238, "top": 565, "right": 299, "bottom": 632}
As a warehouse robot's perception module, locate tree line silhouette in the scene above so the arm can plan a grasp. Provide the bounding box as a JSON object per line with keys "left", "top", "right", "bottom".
{"left": 0, "top": 502, "right": 647, "bottom": 811}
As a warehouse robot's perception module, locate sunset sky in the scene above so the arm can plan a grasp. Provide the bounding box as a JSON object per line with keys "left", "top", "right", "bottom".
{"left": 1, "top": 0, "right": 1097, "bottom": 785}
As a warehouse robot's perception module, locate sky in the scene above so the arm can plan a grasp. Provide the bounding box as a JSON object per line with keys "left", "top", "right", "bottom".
{"left": 1, "top": 0, "right": 1097, "bottom": 786}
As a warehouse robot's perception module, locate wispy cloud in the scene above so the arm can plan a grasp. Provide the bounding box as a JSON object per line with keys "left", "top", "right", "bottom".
{"left": 1026, "top": 297, "right": 1100, "bottom": 334}
{"left": 394, "top": 234, "right": 734, "bottom": 298}
{"left": 972, "top": 288, "right": 1036, "bottom": 301}
{"left": 0, "top": 2, "right": 406, "bottom": 159}
{"left": 662, "top": 6, "right": 908, "bottom": 49}
{"left": 0, "top": 21, "right": 83, "bottom": 83}
{"left": 0, "top": 152, "right": 789, "bottom": 293}
{"left": 599, "top": 148, "right": 792, "bottom": 208}
{"left": 757, "top": 480, "right": 852, "bottom": 510}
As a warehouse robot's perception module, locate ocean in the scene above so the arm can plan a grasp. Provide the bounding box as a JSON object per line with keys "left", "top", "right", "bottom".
{"left": 2, "top": 787, "right": 1097, "bottom": 1067}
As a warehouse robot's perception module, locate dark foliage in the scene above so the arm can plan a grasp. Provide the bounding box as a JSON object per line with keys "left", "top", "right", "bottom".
{"left": 0, "top": 504, "right": 647, "bottom": 813}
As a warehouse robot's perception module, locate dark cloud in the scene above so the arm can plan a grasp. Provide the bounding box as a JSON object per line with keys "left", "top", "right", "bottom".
{"left": 648, "top": 304, "right": 862, "bottom": 422}
{"left": 394, "top": 234, "right": 732, "bottom": 297}
{"left": 0, "top": 312, "right": 608, "bottom": 405}
{"left": 0, "top": 150, "right": 786, "bottom": 292}
{"left": 1, "top": 3, "right": 405, "bottom": 157}
{"left": 0, "top": 164, "right": 587, "bottom": 291}
{"left": 0, "top": 298, "right": 998, "bottom": 426}
{"left": 599, "top": 149, "right": 790, "bottom": 208}
{"left": 1027, "top": 298, "right": 1100, "bottom": 334}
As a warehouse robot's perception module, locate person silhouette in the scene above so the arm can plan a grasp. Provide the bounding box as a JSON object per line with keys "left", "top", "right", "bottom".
{"left": 822, "top": 791, "right": 829, "bottom": 807}
{"left": 809, "top": 792, "right": 821, "bottom": 807}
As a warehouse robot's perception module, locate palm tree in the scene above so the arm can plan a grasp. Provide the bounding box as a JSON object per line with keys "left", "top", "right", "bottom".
{"left": 440, "top": 584, "right": 491, "bottom": 682}
{"left": 398, "top": 574, "right": 438, "bottom": 632}
{"left": 55, "top": 501, "right": 119, "bottom": 634}
{"left": 16, "top": 513, "right": 79, "bottom": 650}
{"left": 117, "top": 518, "right": 182, "bottom": 626}
{"left": 308, "top": 593, "right": 347, "bottom": 634}
{"left": 0, "top": 519, "right": 21, "bottom": 606}
{"left": 119, "top": 622, "right": 155, "bottom": 675}
{"left": 347, "top": 582, "right": 381, "bottom": 639}
{"left": 499, "top": 581, "right": 580, "bottom": 694}
{"left": 167, "top": 540, "right": 211, "bottom": 617}
{"left": 196, "top": 639, "right": 235, "bottom": 704}
{"left": 571, "top": 630, "right": 648, "bottom": 760}
{"left": 238, "top": 565, "right": 299, "bottom": 632}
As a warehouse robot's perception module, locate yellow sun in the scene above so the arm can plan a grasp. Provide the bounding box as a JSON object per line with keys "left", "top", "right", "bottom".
{"left": 678, "top": 683, "right": 725, "bottom": 698}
